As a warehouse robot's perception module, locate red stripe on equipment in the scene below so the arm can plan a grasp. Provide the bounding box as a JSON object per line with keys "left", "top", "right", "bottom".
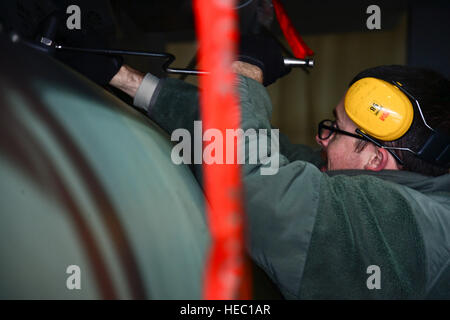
{"left": 194, "top": 0, "right": 251, "bottom": 300}
{"left": 272, "top": 0, "right": 314, "bottom": 58}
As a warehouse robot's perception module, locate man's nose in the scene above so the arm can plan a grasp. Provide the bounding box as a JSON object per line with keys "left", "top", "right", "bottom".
{"left": 315, "top": 134, "right": 329, "bottom": 148}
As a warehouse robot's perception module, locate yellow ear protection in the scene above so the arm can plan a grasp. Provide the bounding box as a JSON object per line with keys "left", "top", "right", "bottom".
{"left": 345, "top": 77, "right": 450, "bottom": 168}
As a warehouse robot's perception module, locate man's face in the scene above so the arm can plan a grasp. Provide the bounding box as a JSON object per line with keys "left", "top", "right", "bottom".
{"left": 315, "top": 93, "right": 374, "bottom": 171}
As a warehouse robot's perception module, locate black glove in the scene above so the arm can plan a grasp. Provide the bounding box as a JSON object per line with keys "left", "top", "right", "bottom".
{"left": 55, "top": 29, "right": 123, "bottom": 87}
{"left": 238, "top": 35, "right": 291, "bottom": 86}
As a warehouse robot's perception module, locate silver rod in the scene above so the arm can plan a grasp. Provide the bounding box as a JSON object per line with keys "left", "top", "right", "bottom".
{"left": 283, "top": 57, "right": 314, "bottom": 68}
{"left": 167, "top": 58, "right": 315, "bottom": 75}
{"left": 54, "top": 44, "right": 314, "bottom": 75}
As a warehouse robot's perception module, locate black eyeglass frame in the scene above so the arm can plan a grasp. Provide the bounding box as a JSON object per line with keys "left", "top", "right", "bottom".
{"left": 318, "top": 119, "right": 365, "bottom": 141}
{"left": 317, "top": 119, "right": 405, "bottom": 166}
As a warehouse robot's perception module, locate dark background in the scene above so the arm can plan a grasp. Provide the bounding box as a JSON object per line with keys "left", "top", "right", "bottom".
{"left": 1, "top": 0, "right": 449, "bottom": 77}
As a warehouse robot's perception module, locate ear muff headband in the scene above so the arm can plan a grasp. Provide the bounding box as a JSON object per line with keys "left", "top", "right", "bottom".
{"left": 344, "top": 77, "right": 414, "bottom": 141}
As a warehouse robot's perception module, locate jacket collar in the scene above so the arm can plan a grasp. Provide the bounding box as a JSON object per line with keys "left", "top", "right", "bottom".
{"left": 326, "top": 169, "right": 450, "bottom": 194}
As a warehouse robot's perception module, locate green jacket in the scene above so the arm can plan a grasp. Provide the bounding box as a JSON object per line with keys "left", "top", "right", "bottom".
{"left": 147, "top": 75, "right": 450, "bottom": 299}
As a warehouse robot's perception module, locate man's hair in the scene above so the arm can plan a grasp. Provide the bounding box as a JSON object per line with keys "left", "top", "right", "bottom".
{"left": 349, "top": 65, "right": 450, "bottom": 177}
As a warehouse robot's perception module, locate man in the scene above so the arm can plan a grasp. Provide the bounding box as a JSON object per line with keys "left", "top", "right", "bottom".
{"left": 65, "top": 37, "right": 450, "bottom": 299}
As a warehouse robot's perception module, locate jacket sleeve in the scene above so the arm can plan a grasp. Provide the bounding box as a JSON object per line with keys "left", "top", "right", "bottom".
{"left": 232, "top": 76, "right": 325, "bottom": 298}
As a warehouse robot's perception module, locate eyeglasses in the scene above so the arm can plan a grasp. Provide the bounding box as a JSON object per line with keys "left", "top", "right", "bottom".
{"left": 317, "top": 119, "right": 405, "bottom": 165}
{"left": 318, "top": 120, "right": 366, "bottom": 141}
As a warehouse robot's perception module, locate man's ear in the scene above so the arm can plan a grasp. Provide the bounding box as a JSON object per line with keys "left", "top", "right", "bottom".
{"left": 364, "top": 147, "right": 389, "bottom": 171}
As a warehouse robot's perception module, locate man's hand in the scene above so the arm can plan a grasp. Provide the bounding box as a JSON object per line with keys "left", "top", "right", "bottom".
{"left": 109, "top": 65, "right": 145, "bottom": 98}
{"left": 238, "top": 35, "right": 291, "bottom": 86}
{"left": 231, "top": 61, "right": 264, "bottom": 83}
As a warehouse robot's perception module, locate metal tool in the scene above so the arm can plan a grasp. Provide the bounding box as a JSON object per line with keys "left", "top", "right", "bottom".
{"left": 11, "top": 32, "right": 314, "bottom": 76}
{"left": 54, "top": 44, "right": 314, "bottom": 75}
{"left": 53, "top": 44, "right": 209, "bottom": 76}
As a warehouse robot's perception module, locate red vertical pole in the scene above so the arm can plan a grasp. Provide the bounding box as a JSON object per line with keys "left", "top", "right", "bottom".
{"left": 194, "top": 0, "right": 251, "bottom": 299}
